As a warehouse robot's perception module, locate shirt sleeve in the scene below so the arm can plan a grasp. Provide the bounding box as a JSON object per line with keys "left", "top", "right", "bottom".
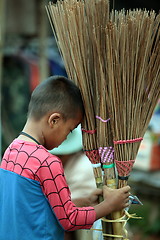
{"left": 35, "top": 155, "right": 96, "bottom": 231}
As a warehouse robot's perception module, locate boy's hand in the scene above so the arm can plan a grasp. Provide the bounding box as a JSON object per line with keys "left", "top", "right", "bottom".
{"left": 103, "top": 185, "right": 130, "bottom": 211}
{"left": 88, "top": 188, "right": 103, "bottom": 206}
{"left": 72, "top": 189, "right": 102, "bottom": 207}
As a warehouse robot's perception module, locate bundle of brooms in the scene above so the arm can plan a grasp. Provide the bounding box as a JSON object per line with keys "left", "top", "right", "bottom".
{"left": 46, "top": 0, "right": 160, "bottom": 239}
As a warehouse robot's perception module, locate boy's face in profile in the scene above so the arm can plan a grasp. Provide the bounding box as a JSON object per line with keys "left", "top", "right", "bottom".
{"left": 46, "top": 110, "right": 83, "bottom": 150}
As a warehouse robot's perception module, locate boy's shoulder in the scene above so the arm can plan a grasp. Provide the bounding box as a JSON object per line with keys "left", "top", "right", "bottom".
{"left": 3, "top": 139, "right": 61, "bottom": 166}
{"left": 1, "top": 139, "right": 63, "bottom": 179}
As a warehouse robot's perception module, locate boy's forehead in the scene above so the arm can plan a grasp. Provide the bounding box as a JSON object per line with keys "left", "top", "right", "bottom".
{"left": 68, "top": 111, "right": 83, "bottom": 128}
{"left": 75, "top": 110, "right": 83, "bottom": 123}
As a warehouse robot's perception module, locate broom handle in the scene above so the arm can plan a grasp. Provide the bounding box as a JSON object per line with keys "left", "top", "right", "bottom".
{"left": 107, "top": 179, "right": 124, "bottom": 240}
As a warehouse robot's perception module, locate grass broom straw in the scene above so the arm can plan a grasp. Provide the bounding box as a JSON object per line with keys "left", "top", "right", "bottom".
{"left": 103, "top": 9, "right": 160, "bottom": 239}
{"left": 93, "top": 24, "right": 123, "bottom": 239}
{"left": 94, "top": 29, "right": 116, "bottom": 238}
{"left": 88, "top": 7, "right": 160, "bottom": 239}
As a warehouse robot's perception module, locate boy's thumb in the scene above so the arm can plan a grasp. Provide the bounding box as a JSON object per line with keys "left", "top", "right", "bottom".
{"left": 93, "top": 188, "right": 103, "bottom": 195}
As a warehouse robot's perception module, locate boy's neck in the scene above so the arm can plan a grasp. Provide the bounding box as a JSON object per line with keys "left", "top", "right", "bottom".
{"left": 18, "top": 119, "right": 45, "bottom": 146}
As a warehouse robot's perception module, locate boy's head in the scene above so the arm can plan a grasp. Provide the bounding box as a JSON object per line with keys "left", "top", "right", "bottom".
{"left": 27, "top": 76, "right": 84, "bottom": 150}
{"left": 28, "top": 75, "right": 84, "bottom": 120}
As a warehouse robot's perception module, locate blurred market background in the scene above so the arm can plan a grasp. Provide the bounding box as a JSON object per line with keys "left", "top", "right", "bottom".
{"left": 0, "top": 0, "right": 160, "bottom": 239}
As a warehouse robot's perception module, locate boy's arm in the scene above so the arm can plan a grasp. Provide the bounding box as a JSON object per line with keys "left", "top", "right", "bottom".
{"left": 37, "top": 156, "right": 96, "bottom": 231}
{"left": 37, "top": 155, "right": 130, "bottom": 230}
{"left": 72, "top": 186, "right": 130, "bottom": 219}
{"left": 72, "top": 197, "right": 91, "bottom": 207}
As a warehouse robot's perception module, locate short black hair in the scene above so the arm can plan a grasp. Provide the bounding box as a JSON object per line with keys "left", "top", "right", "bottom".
{"left": 28, "top": 75, "right": 84, "bottom": 120}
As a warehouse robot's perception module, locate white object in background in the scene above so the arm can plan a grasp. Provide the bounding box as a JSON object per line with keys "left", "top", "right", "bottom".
{"left": 149, "top": 115, "right": 160, "bottom": 134}
{"left": 134, "top": 131, "right": 152, "bottom": 171}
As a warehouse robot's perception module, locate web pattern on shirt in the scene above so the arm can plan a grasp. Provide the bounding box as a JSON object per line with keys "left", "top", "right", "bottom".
{"left": 1, "top": 140, "right": 95, "bottom": 231}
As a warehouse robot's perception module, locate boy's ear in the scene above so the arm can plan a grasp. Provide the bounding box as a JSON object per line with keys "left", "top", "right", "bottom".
{"left": 48, "top": 113, "right": 62, "bottom": 128}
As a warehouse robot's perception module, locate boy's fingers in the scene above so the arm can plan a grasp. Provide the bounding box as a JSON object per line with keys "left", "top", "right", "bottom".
{"left": 125, "top": 197, "right": 130, "bottom": 203}
{"left": 124, "top": 202, "right": 130, "bottom": 208}
{"left": 125, "top": 192, "right": 130, "bottom": 197}
{"left": 93, "top": 188, "right": 103, "bottom": 195}
{"left": 122, "top": 185, "right": 131, "bottom": 193}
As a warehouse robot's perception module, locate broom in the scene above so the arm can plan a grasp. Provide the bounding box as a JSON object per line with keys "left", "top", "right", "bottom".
{"left": 92, "top": 15, "right": 124, "bottom": 239}
{"left": 93, "top": 8, "right": 160, "bottom": 239}
{"left": 96, "top": 96, "right": 116, "bottom": 238}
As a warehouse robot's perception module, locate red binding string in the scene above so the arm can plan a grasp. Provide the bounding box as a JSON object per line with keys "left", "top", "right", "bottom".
{"left": 115, "top": 160, "right": 135, "bottom": 176}
{"left": 82, "top": 128, "right": 97, "bottom": 134}
{"left": 85, "top": 149, "right": 100, "bottom": 164}
{"left": 114, "top": 137, "right": 143, "bottom": 144}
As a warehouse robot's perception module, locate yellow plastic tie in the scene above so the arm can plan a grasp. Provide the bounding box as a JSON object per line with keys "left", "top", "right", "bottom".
{"left": 106, "top": 178, "right": 117, "bottom": 189}
{"left": 96, "top": 177, "right": 103, "bottom": 184}
{"left": 100, "top": 210, "right": 142, "bottom": 239}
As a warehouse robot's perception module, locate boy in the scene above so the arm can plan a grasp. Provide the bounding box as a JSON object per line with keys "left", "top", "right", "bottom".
{"left": 0, "top": 76, "right": 130, "bottom": 240}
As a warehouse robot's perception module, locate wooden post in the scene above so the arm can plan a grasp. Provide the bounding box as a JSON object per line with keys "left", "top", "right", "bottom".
{"left": 0, "top": 0, "right": 5, "bottom": 84}
{"left": 0, "top": 0, "right": 6, "bottom": 157}
{"left": 38, "top": 0, "right": 49, "bottom": 82}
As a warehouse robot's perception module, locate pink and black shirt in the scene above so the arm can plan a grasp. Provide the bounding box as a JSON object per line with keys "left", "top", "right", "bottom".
{"left": 0, "top": 139, "right": 96, "bottom": 240}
